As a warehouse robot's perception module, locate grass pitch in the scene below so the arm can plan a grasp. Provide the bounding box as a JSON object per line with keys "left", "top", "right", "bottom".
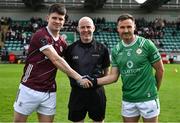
{"left": 0, "top": 64, "right": 180, "bottom": 122}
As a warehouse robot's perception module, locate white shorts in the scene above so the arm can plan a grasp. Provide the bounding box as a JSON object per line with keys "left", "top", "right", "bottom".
{"left": 122, "top": 99, "right": 160, "bottom": 119}
{"left": 13, "top": 84, "right": 56, "bottom": 115}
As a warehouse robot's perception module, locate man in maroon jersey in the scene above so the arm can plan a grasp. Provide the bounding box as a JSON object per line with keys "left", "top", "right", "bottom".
{"left": 13, "top": 3, "right": 92, "bottom": 122}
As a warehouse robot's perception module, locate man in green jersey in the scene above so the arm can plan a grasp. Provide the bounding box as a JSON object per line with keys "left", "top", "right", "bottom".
{"left": 85, "top": 14, "right": 164, "bottom": 122}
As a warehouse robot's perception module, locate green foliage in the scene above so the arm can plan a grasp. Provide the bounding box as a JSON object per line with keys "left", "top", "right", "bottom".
{"left": 0, "top": 64, "right": 180, "bottom": 122}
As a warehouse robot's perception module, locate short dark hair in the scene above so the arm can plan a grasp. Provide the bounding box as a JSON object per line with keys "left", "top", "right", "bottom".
{"left": 117, "top": 13, "right": 135, "bottom": 23}
{"left": 48, "top": 3, "right": 66, "bottom": 15}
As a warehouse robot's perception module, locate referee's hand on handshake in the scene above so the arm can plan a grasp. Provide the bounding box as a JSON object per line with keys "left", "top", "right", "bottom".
{"left": 76, "top": 76, "right": 93, "bottom": 88}
{"left": 82, "top": 75, "right": 98, "bottom": 88}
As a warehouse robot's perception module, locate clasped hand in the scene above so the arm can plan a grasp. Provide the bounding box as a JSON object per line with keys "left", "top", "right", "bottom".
{"left": 77, "top": 75, "right": 97, "bottom": 88}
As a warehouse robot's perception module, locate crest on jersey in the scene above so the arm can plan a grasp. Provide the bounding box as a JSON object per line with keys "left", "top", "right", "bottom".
{"left": 136, "top": 48, "right": 142, "bottom": 54}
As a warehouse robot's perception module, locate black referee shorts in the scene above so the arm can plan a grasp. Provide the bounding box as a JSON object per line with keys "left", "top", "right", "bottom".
{"left": 68, "top": 87, "right": 106, "bottom": 122}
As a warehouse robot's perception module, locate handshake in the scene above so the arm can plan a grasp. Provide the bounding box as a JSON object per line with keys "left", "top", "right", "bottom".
{"left": 77, "top": 75, "right": 98, "bottom": 88}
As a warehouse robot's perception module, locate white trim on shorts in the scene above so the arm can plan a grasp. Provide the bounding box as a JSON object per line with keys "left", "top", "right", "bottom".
{"left": 121, "top": 99, "right": 160, "bottom": 119}
{"left": 13, "top": 83, "right": 56, "bottom": 115}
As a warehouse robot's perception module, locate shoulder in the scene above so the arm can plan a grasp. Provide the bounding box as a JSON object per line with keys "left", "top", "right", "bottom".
{"left": 59, "top": 36, "right": 68, "bottom": 47}
{"left": 68, "top": 40, "right": 79, "bottom": 48}
{"left": 66, "top": 40, "right": 79, "bottom": 52}
{"left": 64, "top": 40, "right": 79, "bottom": 58}
{"left": 34, "top": 28, "right": 47, "bottom": 36}
{"left": 96, "top": 41, "right": 105, "bottom": 47}
{"left": 112, "top": 41, "right": 122, "bottom": 52}
{"left": 137, "top": 36, "right": 155, "bottom": 48}
{"left": 95, "top": 41, "right": 108, "bottom": 51}
{"left": 30, "top": 28, "right": 51, "bottom": 48}
{"left": 31, "top": 27, "right": 49, "bottom": 40}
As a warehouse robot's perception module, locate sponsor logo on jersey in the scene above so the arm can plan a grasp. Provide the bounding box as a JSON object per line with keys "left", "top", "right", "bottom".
{"left": 127, "top": 60, "right": 133, "bottom": 68}
{"left": 121, "top": 68, "right": 141, "bottom": 75}
{"left": 92, "top": 54, "right": 100, "bottom": 57}
{"left": 72, "top": 56, "right": 79, "bottom": 60}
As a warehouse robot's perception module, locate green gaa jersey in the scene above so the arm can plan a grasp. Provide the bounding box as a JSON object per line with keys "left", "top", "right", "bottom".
{"left": 111, "top": 36, "right": 161, "bottom": 102}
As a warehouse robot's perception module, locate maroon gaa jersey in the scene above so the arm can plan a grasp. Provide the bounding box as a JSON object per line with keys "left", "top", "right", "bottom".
{"left": 20, "top": 27, "right": 67, "bottom": 92}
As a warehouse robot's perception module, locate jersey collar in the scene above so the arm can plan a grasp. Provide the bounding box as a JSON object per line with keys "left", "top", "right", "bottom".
{"left": 46, "top": 26, "right": 59, "bottom": 41}
{"left": 78, "top": 39, "right": 95, "bottom": 47}
{"left": 122, "top": 35, "right": 138, "bottom": 47}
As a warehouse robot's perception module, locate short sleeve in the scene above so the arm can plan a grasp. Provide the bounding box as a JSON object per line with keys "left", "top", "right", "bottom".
{"left": 102, "top": 46, "right": 110, "bottom": 68}
{"left": 111, "top": 47, "right": 118, "bottom": 67}
{"left": 147, "top": 40, "right": 161, "bottom": 64}
{"left": 30, "top": 30, "right": 51, "bottom": 51}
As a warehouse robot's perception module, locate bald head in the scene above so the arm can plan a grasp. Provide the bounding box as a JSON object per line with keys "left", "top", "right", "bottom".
{"left": 77, "top": 16, "right": 95, "bottom": 43}
{"left": 78, "top": 16, "right": 94, "bottom": 27}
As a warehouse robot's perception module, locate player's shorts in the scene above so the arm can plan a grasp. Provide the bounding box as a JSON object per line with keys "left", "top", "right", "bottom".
{"left": 122, "top": 98, "right": 160, "bottom": 119}
{"left": 68, "top": 87, "right": 106, "bottom": 122}
{"left": 13, "top": 83, "right": 56, "bottom": 115}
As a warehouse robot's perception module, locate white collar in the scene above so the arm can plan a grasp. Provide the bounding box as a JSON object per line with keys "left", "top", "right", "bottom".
{"left": 46, "top": 26, "right": 59, "bottom": 41}
{"left": 122, "top": 35, "right": 138, "bottom": 47}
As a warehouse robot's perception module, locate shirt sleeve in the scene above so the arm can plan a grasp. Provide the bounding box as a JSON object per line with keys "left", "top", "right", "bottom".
{"left": 31, "top": 31, "right": 51, "bottom": 52}
{"left": 111, "top": 47, "right": 119, "bottom": 67}
{"left": 147, "top": 40, "right": 161, "bottom": 64}
{"left": 63, "top": 44, "right": 73, "bottom": 64}
{"left": 102, "top": 46, "right": 110, "bottom": 68}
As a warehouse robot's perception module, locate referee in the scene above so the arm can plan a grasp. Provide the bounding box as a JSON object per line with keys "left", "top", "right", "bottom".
{"left": 64, "top": 16, "right": 110, "bottom": 122}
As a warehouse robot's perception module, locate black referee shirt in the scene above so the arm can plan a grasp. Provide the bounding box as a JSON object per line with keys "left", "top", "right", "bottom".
{"left": 64, "top": 39, "right": 110, "bottom": 88}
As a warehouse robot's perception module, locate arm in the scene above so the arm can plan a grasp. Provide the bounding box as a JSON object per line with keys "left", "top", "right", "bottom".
{"left": 152, "top": 59, "right": 164, "bottom": 91}
{"left": 97, "top": 67, "right": 120, "bottom": 85}
{"left": 42, "top": 46, "right": 92, "bottom": 87}
{"left": 104, "top": 67, "right": 110, "bottom": 76}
